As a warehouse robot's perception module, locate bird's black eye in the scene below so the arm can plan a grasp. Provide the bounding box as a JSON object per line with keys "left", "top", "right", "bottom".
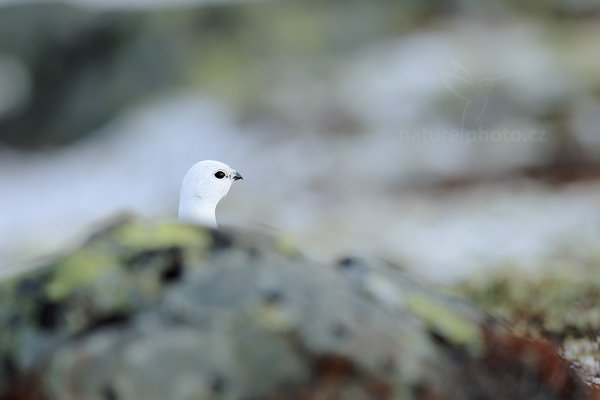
{"left": 214, "top": 171, "right": 226, "bottom": 179}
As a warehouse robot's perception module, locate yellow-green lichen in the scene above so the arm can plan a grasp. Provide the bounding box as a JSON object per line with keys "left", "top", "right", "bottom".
{"left": 254, "top": 303, "right": 296, "bottom": 334}
{"left": 114, "top": 221, "right": 210, "bottom": 250}
{"left": 407, "top": 294, "right": 482, "bottom": 352}
{"left": 46, "top": 221, "right": 210, "bottom": 301}
{"left": 46, "top": 246, "right": 119, "bottom": 301}
{"left": 275, "top": 234, "right": 300, "bottom": 257}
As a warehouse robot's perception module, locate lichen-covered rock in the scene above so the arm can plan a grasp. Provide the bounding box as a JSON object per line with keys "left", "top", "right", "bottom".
{"left": 0, "top": 219, "right": 594, "bottom": 399}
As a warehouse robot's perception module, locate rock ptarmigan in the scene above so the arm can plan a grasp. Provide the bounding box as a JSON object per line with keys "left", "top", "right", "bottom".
{"left": 178, "top": 160, "right": 242, "bottom": 228}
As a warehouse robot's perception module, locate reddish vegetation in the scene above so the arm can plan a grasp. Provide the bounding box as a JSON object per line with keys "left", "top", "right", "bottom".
{"left": 0, "top": 374, "right": 44, "bottom": 400}
{"left": 304, "top": 355, "right": 392, "bottom": 400}
{"left": 262, "top": 354, "right": 393, "bottom": 400}
{"left": 477, "top": 328, "right": 592, "bottom": 400}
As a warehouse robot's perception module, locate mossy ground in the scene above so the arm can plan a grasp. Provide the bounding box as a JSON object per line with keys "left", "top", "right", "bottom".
{"left": 459, "top": 259, "right": 600, "bottom": 385}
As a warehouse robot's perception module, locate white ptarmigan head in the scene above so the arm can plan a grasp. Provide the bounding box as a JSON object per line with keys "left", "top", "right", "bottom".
{"left": 178, "top": 160, "right": 243, "bottom": 228}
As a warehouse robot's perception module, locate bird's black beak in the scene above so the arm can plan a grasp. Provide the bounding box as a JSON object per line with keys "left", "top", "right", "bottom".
{"left": 233, "top": 172, "right": 243, "bottom": 181}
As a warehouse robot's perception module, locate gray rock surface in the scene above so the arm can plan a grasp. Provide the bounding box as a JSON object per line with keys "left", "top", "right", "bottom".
{"left": 0, "top": 219, "right": 592, "bottom": 399}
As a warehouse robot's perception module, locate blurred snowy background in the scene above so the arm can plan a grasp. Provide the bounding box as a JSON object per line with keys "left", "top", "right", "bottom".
{"left": 2, "top": 0, "right": 600, "bottom": 281}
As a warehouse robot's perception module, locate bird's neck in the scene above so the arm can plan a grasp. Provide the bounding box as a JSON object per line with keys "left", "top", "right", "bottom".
{"left": 178, "top": 196, "right": 220, "bottom": 228}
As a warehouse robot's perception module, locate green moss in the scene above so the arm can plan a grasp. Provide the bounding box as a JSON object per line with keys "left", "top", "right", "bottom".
{"left": 460, "top": 264, "right": 600, "bottom": 339}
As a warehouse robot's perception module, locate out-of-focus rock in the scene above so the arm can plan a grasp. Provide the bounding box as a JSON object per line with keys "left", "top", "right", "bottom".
{"left": 0, "top": 55, "right": 30, "bottom": 116}
{"left": 0, "top": 4, "right": 178, "bottom": 148}
{"left": 0, "top": 219, "right": 595, "bottom": 399}
{"left": 0, "top": 0, "right": 458, "bottom": 150}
